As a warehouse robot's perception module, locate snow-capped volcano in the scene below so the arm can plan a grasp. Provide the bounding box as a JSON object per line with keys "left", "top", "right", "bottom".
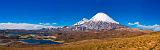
{"left": 73, "top": 12, "right": 125, "bottom": 30}
{"left": 74, "top": 12, "right": 119, "bottom": 25}
{"left": 90, "top": 12, "right": 119, "bottom": 24}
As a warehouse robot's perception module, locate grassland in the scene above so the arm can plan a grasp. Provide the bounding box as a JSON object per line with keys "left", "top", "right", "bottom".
{"left": 1, "top": 32, "right": 160, "bottom": 50}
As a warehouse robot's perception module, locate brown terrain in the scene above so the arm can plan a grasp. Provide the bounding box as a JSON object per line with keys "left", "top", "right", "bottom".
{"left": 0, "top": 28, "right": 158, "bottom": 50}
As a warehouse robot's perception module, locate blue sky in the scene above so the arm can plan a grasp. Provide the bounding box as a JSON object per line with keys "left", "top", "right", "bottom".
{"left": 0, "top": 0, "right": 159, "bottom": 26}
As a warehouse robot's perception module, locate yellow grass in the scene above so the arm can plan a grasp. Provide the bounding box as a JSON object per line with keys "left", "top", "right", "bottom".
{"left": 1, "top": 32, "right": 160, "bottom": 50}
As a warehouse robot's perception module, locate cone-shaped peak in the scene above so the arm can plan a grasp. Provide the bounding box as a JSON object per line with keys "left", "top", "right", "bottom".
{"left": 90, "top": 12, "right": 119, "bottom": 24}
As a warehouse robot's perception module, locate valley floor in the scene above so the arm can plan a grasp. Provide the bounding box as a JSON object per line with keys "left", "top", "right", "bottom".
{"left": 0, "top": 32, "right": 160, "bottom": 50}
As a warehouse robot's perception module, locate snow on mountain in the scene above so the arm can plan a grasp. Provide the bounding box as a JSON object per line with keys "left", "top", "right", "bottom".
{"left": 90, "top": 12, "right": 119, "bottom": 24}
{"left": 74, "top": 18, "right": 89, "bottom": 25}
{"left": 83, "top": 21, "right": 124, "bottom": 30}
{"left": 73, "top": 12, "right": 124, "bottom": 30}
{"left": 74, "top": 12, "right": 119, "bottom": 25}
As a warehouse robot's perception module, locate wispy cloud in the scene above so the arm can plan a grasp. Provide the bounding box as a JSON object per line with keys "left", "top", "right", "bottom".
{"left": 128, "top": 22, "right": 160, "bottom": 31}
{"left": 39, "top": 23, "right": 57, "bottom": 25}
{"left": 0, "top": 22, "right": 57, "bottom": 30}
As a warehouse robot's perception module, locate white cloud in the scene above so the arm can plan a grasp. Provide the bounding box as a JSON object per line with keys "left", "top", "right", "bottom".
{"left": 52, "top": 23, "right": 57, "bottom": 24}
{"left": 0, "top": 23, "right": 57, "bottom": 30}
{"left": 39, "top": 23, "right": 57, "bottom": 25}
{"left": 128, "top": 22, "right": 160, "bottom": 31}
{"left": 128, "top": 22, "right": 135, "bottom": 25}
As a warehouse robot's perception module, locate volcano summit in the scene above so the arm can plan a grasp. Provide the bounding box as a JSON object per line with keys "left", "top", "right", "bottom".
{"left": 74, "top": 12, "right": 125, "bottom": 30}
